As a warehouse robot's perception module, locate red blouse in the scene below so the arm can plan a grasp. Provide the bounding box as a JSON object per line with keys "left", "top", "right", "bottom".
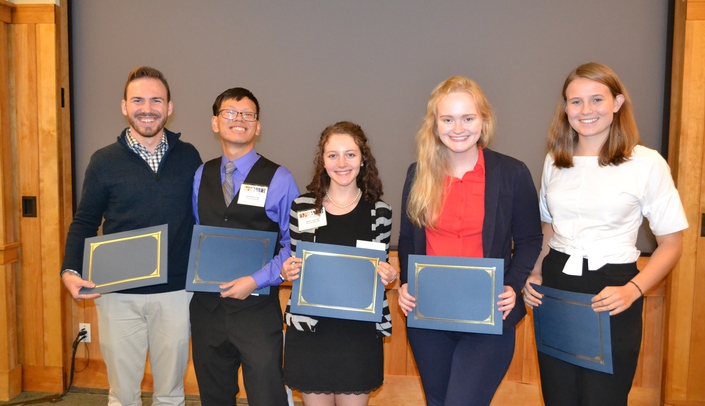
{"left": 426, "top": 148, "right": 485, "bottom": 258}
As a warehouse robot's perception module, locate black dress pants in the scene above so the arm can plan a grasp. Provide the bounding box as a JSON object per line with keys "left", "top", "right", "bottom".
{"left": 538, "top": 249, "right": 643, "bottom": 406}
{"left": 190, "top": 295, "right": 288, "bottom": 406}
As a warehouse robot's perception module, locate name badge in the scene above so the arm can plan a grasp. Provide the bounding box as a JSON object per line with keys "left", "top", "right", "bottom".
{"left": 356, "top": 240, "right": 386, "bottom": 251}
{"left": 237, "top": 184, "right": 268, "bottom": 207}
{"left": 297, "top": 208, "right": 327, "bottom": 231}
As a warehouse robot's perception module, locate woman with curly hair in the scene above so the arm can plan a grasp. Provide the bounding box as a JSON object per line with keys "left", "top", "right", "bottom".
{"left": 280, "top": 121, "right": 397, "bottom": 406}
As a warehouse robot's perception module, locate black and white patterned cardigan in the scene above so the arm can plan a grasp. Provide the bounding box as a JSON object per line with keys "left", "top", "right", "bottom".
{"left": 284, "top": 193, "right": 393, "bottom": 337}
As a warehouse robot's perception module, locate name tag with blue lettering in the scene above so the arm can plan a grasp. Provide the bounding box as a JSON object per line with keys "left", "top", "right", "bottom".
{"left": 237, "top": 184, "right": 268, "bottom": 207}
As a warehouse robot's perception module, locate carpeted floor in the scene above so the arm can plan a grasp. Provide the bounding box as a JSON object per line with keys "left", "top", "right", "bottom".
{"left": 0, "top": 389, "right": 307, "bottom": 406}
{"left": 0, "top": 388, "right": 247, "bottom": 405}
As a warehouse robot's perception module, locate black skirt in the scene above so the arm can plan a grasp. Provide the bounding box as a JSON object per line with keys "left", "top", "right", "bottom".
{"left": 284, "top": 317, "right": 383, "bottom": 394}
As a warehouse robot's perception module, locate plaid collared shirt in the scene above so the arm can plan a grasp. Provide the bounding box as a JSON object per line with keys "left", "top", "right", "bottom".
{"left": 125, "top": 128, "right": 169, "bottom": 173}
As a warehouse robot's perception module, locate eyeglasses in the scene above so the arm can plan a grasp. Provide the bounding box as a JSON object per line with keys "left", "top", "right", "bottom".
{"left": 218, "top": 110, "right": 258, "bottom": 122}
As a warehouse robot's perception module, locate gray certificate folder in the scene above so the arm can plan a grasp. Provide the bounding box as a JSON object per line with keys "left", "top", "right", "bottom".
{"left": 185, "top": 225, "right": 277, "bottom": 295}
{"left": 407, "top": 255, "right": 504, "bottom": 334}
{"left": 79, "top": 224, "right": 168, "bottom": 294}
{"left": 532, "top": 284, "right": 613, "bottom": 374}
{"left": 290, "top": 242, "right": 385, "bottom": 322}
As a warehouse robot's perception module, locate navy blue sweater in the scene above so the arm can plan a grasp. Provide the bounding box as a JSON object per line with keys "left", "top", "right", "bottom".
{"left": 62, "top": 129, "right": 202, "bottom": 294}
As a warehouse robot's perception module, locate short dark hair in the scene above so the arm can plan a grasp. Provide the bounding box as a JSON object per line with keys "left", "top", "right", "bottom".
{"left": 123, "top": 66, "right": 171, "bottom": 102}
{"left": 212, "top": 87, "right": 260, "bottom": 118}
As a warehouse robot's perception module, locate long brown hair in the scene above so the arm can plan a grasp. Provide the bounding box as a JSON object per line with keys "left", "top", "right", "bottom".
{"left": 548, "top": 62, "right": 640, "bottom": 168}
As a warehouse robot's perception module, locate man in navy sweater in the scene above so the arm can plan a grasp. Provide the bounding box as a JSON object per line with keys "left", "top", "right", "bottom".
{"left": 61, "top": 67, "right": 202, "bottom": 406}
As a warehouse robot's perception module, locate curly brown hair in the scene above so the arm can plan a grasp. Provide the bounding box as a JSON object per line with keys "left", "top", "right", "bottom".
{"left": 307, "top": 121, "right": 384, "bottom": 213}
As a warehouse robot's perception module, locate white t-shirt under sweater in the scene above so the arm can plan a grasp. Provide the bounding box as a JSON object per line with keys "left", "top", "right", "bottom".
{"left": 539, "top": 145, "right": 688, "bottom": 276}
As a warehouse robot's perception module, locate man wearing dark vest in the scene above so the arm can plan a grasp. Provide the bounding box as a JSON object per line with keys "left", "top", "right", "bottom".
{"left": 190, "top": 87, "right": 299, "bottom": 406}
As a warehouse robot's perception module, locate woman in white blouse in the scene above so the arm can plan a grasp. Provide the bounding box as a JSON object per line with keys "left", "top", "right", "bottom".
{"left": 523, "top": 62, "right": 688, "bottom": 405}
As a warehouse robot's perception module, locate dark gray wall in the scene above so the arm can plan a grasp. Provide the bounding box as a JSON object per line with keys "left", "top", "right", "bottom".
{"left": 70, "top": 0, "right": 669, "bottom": 250}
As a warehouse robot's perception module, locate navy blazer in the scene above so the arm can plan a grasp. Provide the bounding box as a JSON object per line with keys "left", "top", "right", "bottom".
{"left": 398, "top": 148, "right": 543, "bottom": 328}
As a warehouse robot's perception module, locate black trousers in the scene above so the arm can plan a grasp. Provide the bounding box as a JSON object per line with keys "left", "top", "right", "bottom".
{"left": 190, "top": 296, "right": 288, "bottom": 406}
{"left": 538, "top": 249, "right": 643, "bottom": 406}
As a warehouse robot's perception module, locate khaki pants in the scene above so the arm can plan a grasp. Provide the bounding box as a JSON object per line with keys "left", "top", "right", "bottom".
{"left": 95, "top": 290, "right": 192, "bottom": 406}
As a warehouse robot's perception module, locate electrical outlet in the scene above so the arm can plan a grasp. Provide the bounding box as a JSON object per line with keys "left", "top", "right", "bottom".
{"left": 79, "top": 323, "right": 91, "bottom": 343}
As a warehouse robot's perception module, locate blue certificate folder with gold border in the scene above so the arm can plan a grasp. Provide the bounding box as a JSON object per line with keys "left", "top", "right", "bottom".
{"left": 185, "top": 225, "right": 277, "bottom": 295}
{"left": 290, "top": 242, "right": 385, "bottom": 322}
{"left": 407, "top": 255, "right": 504, "bottom": 335}
{"left": 532, "top": 284, "right": 613, "bottom": 374}
{"left": 79, "top": 224, "right": 168, "bottom": 294}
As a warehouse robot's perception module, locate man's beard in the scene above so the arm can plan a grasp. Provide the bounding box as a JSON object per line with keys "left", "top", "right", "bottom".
{"left": 128, "top": 113, "right": 167, "bottom": 138}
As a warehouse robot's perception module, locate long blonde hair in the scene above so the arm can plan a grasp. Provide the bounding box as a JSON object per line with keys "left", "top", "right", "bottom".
{"left": 548, "top": 62, "right": 640, "bottom": 168}
{"left": 406, "top": 76, "right": 496, "bottom": 228}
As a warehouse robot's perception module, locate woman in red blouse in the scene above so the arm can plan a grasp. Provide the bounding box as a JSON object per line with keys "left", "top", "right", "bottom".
{"left": 397, "top": 76, "right": 543, "bottom": 406}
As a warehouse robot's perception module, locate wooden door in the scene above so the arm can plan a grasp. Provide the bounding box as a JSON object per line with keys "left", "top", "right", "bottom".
{"left": 664, "top": 1, "right": 705, "bottom": 405}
